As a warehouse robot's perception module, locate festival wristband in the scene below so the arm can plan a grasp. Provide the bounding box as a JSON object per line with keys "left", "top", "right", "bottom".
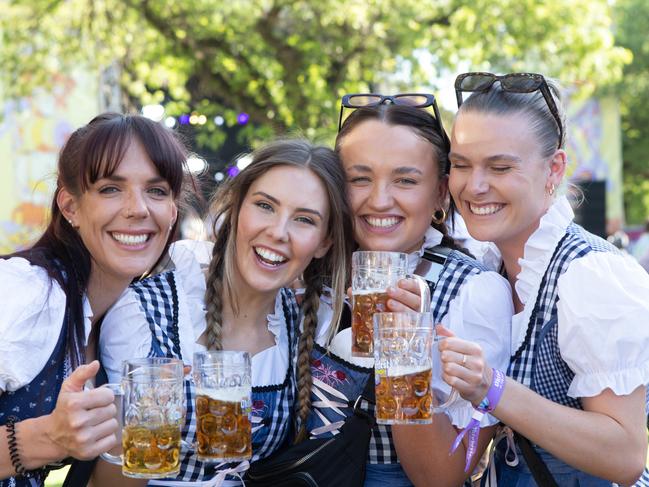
{"left": 449, "top": 368, "right": 506, "bottom": 472}
{"left": 478, "top": 368, "right": 506, "bottom": 412}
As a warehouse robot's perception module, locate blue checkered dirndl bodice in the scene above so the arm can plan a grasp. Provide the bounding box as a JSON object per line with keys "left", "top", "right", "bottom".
{"left": 126, "top": 271, "right": 300, "bottom": 484}
{"left": 496, "top": 222, "right": 649, "bottom": 485}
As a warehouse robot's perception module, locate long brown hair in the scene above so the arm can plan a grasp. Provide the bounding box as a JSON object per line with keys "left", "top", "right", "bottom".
{"left": 5, "top": 112, "right": 190, "bottom": 369}
{"left": 203, "top": 139, "right": 354, "bottom": 443}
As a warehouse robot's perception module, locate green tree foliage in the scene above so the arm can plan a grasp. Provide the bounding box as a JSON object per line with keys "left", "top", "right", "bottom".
{"left": 0, "top": 0, "right": 628, "bottom": 150}
{"left": 613, "top": 0, "right": 649, "bottom": 224}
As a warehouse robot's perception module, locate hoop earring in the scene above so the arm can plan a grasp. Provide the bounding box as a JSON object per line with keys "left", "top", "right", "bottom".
{"left": 432, "top": 208, "right": 447, "bottom": 225}
{"left": 548, "top": 184, "right": 556, "bottom": 196}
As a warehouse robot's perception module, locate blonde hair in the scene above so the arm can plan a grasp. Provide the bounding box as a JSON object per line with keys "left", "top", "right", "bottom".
{"left": 457, "top": 77, "right": 566, "bottom": 157}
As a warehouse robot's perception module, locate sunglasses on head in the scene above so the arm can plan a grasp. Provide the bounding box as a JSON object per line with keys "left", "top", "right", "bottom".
{"left": 454, "top": 72, "right": 564, "bottom": 149}
{"left": 338, "top": 93, "right": 446, "bottom": 139}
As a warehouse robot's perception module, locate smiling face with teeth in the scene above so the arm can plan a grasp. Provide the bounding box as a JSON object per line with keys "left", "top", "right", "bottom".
{"left": 60, "top": 138, "right": 177, "bottom": 290}
{"left": 449, "top": 111, "right": 566, "bottom": 257}
{"left": 338, "top": 120, "right": 446, "bottom": 254}
{"left": 233, "top": 165, "right": 332, "bottom": 297}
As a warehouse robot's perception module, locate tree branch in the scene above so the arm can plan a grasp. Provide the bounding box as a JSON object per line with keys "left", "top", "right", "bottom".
{"left": 125, "top": 0, "right": 283, "bottom": 129}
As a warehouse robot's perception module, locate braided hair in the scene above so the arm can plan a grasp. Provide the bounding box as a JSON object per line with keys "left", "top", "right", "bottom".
{"left": 202, "top": 140, "right": 354, "bottom": 442}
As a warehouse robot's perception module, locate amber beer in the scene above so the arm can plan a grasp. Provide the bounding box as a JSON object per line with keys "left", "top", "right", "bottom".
{"left": 375, "top": 366, "right": 433, "bottom": 424}
{"left": 122, "top": 423, "right": 182, "bottom": 476}
{"left": 100, "top": 358, "right": 185, "bottom": 478}
{"left": 195, "top": 388, "right": 252, "bottom": 462}
{"left": 351, "top": 251, "right": 409, "bottom": 357}
{"left": 351, "top": 290, "right": 389, "bottom": 356}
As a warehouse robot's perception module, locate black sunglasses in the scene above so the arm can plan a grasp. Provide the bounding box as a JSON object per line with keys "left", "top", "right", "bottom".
{"left": 338, "top": 93, "right": 446, "bottom": 139}
{"left": 454, "top": 72, "right": 564, "bottom": 149}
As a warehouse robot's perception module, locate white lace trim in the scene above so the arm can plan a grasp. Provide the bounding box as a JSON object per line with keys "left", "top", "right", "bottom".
{"left": 515, "top": 196, "right": 573, "bottom": 306}
{"left": 265, "top": 291, "right": 286, "bottom": 346}
{"left": 511, "top": 196, "right": 573, "bottom": 352}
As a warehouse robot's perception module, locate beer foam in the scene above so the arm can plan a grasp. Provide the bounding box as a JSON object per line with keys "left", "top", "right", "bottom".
{"left": 197, "top": 387, "right": 251, "bottom": 402}
{"left": 385, "top": 365, "right": 430, "bottom": 377}
{"left": 353, "top": 289, "right": 389, "bottom": 295}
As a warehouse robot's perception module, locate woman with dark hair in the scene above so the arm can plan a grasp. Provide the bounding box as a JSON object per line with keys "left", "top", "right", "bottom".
{"left": 445, "top": 72, "right": 649, "bottom": 485}
{"left": 0, "top": 112, "right": 190, "bottom": 487}
{"left": 317, "top": 98, "right": 513, "bottom": 487}
{"left": 97, "top": 139, "right": 354, "bottom": 486}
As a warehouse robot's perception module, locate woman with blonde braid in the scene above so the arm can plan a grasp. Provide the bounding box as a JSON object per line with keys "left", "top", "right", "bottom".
{"left": 97, "top": 139, "right": 353, "bottom": 486}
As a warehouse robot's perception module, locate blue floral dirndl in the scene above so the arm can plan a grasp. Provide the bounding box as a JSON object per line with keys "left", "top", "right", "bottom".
{"left": 0, "top": 301, "right": 71, "bottom": 487}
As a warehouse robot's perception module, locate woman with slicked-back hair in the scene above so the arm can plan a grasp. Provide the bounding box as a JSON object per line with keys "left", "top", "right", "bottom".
{"left": 98, "top": 139, "right": 354, "bottom": 486}
{"left": 0, "top": 113, "right": 190, "bottom": 487}
{"left": 444, "top": 72, "right": 649, "bottom": 486}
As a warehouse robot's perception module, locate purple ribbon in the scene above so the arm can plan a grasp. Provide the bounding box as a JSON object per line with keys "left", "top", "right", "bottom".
{"left": 449, "top": 368, "right": 506, "bottom": 472}
{"left": 450, "top": 409, "right": 485, "bottom": 471}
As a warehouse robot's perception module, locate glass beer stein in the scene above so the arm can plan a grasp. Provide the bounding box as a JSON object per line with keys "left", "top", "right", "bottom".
{"left": 373, "top": 312, "right": 457, "bottom": 424}
{"left": 101, "top": 357, "right": 185, "bottom": 478}
{"left": 193, "top": 351, "right": 252, "bottom": 463}
{"left": 351, "top": 251, "right": 430, "bottom": 357}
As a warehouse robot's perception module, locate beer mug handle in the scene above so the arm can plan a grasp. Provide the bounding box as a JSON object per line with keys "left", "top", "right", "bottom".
{"left": 407, "top": 274, "right": 431, "bottom": 313}
{"left": 97, "top": 383, "right": 194, "bottom": 464}
{"left": 432, "top": 335, "right": 459, "bottom": 412}
{"left": 99, "top": 383, "right": 124, "bottom": 465}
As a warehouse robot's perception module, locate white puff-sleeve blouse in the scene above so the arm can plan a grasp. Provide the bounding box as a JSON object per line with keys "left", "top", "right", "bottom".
{"left": 100, "top": 240, "right": 293, "bottom": 388}
{"left": 322, "top": 227, "right": 513, "bottom": 428}
{"left": 0, "top": 257, "right": 92, "bottom": 392}
{"left": 420, "top": 227, "right": 513, "bottom": 427}
{"left": 504, "top": 196, "right": 649, "bottom": 398}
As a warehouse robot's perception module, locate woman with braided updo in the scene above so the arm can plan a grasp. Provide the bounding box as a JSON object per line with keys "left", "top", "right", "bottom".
{"left": 97, "top": 139, "right": 353, "bottom": 486}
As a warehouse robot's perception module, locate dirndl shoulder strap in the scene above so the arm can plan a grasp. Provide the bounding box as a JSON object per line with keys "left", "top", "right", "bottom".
{"left": 416, "top": 245, "right": 452, "bottom": 289}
